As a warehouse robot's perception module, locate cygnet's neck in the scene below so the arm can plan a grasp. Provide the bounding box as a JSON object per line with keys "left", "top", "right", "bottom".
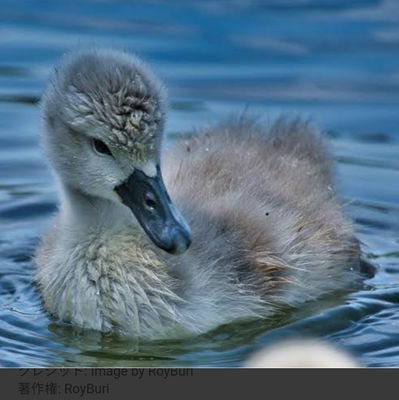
{"left": 58, "top": 181, "right": 135, "bottom": 236}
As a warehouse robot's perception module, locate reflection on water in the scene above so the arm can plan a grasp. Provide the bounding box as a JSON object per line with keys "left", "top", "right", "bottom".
{"left": 0, "top": 0, "right": 398, "bottom": 367}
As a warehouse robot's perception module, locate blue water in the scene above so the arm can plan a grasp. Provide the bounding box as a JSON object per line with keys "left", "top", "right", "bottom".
{"left": 0, "top": 0, "right": 398, "bottom": 367}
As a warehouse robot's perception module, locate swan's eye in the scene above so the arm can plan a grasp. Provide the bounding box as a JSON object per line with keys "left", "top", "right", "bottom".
{"left": 93, "top": 139, "right": 112, "bottom": 156}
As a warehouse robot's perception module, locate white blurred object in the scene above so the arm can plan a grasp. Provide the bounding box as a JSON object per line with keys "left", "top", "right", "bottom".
{"left": 246, "top": 339, "right": 359, "bottom": 368}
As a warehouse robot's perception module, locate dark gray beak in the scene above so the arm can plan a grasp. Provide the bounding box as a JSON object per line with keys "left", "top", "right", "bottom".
{"left": 115, "top": 167, "right": 191, "bottom": 255}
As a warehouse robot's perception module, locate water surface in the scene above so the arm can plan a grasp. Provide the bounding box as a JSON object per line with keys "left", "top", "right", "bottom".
{"left": 0, "top": 0, "right": 398, "bottom": 367}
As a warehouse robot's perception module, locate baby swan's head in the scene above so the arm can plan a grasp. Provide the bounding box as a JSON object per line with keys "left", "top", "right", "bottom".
{"left": 41, "top": 48, "right": 191, "bottom": 254}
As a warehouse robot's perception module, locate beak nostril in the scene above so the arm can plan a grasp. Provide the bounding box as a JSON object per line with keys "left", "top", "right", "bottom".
{"left": 144, "top": 192, "right": 157, "bottom": 210}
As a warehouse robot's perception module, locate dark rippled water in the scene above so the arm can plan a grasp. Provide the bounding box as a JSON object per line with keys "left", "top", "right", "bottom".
{"left": 0, "top": 0, "right": 398, "bottom": 367}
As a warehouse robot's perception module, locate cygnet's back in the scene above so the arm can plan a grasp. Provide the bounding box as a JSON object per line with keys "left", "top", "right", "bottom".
{"left": 162, "top": 117, "right": 363, "bottom": 312}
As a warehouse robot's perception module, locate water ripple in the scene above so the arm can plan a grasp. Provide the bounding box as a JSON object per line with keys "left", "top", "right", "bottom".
{"left": 0, "top": 0, "right": 398, "bottom": 367}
